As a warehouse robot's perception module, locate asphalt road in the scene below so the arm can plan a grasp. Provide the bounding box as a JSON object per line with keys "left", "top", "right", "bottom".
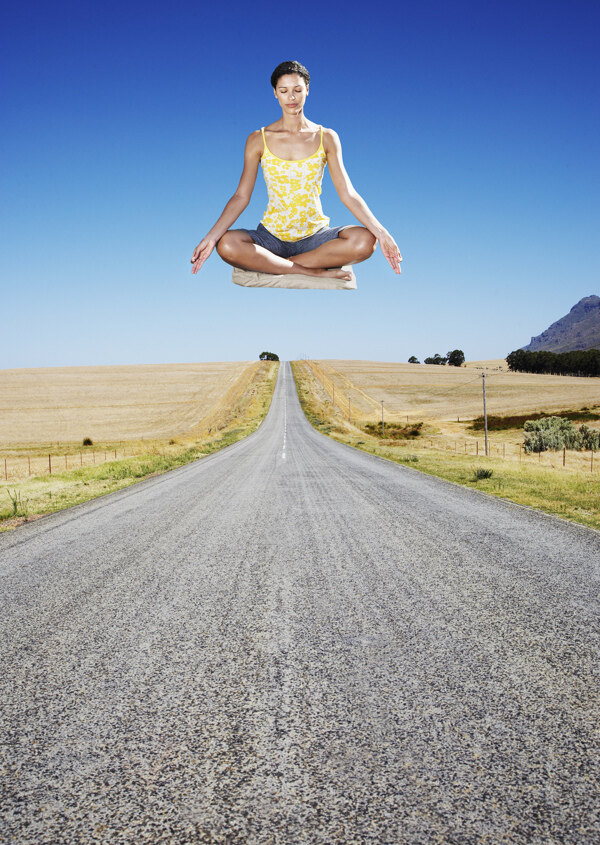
{"left": 1, "top": 362, "right": 599, "bottom": 844}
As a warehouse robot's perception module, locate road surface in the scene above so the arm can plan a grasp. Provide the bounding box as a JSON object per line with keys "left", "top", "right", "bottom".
{"left": 1, "top": 363, "right": 599, "bottom": 843}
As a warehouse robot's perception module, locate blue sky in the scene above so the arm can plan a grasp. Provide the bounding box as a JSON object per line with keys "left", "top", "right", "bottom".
{"left": 1, "top": 0, "right": 598, "bottom": 367}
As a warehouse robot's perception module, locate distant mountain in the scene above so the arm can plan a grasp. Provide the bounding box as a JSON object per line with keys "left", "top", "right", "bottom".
{"left": 522, "top": 295, "right": 600, "bottom": 353}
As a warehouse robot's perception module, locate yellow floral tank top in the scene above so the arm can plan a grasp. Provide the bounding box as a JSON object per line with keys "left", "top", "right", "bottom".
{"left": 259, "top": 126, "right": 330, "bottom": 242}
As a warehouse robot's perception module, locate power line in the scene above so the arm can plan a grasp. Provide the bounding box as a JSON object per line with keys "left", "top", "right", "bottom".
{"left": 410, "top": 372, "right": 488, "bottom": 399}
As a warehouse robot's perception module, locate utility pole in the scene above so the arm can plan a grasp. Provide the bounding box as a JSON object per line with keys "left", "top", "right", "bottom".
{"left": 482, "top": 373, "right": 489, "bottom": 456}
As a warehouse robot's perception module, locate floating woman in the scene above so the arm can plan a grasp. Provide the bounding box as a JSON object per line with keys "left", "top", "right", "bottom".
{"left": 191, "top": 60, "right": 402, "bottom": 289}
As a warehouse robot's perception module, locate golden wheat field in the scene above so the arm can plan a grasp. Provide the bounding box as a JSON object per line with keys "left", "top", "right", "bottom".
{"left": 0, "top": 361, "right": 257, "bottom": 446}
{"left": 312, "top": 359, "right": 600, "bottom": 422}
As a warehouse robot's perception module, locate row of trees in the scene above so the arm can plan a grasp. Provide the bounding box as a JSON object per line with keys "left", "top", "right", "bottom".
{"left": 506, "top": 348, "right": 600, "bottom": 376}
{"left": 408, "top": 350, "right": 465, "bottom": 367}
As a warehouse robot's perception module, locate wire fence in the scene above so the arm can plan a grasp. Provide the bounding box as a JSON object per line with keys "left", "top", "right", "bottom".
{"left": 303, "top": 361, "right": 599, "bottom": 475}
{"left": 0, "top": 445, "right": 146, "bottom": 482}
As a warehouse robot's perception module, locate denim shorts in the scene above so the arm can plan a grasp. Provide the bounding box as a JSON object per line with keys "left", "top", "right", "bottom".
{"left": 239, "top": 222, "right": 354, "bottom": 259}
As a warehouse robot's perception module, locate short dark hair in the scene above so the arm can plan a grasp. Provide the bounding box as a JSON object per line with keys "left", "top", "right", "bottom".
{"left": 271, "top": 60, "right": 310, "bottom": 91}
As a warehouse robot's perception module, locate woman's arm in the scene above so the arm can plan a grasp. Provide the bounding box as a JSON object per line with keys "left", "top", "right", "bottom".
{"left": 324, "top": 128, "right": 403, "bottom": 274}
{"left": 191, "top": 131, "right": 262, "bottom": 273}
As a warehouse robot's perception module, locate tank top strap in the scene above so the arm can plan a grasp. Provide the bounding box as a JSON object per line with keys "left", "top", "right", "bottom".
{"left": 319, "top": 125, "right": 324, "bottom": 151}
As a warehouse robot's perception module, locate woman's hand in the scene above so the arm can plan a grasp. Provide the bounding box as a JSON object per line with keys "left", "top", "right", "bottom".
{"left": 191, "top": 237, "right": 217, "bottom": 274}
{"left": 378, "top": 230, "right": 403, "bottom": 274}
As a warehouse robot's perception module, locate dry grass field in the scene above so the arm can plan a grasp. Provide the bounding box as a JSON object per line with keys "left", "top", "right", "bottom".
{"left": 292, "top": 361, "right": 600, "bottom": 531}
{"left": 1, "top": 361, "right": 279, "bottom": 530}
{"left": 306, "top": 359, "right": 600, "bottom": 475}
{"left": 0, "top": 361, "right": 256, "bottom": 446}
{"left": 312, "top": 359, "right": 600, "bottom": 422}
{"left": 463, "top": 358, "right": 509, "bottom": 371}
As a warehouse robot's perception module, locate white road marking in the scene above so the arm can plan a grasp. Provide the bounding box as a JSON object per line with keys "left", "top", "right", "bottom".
{"left": 282, "top": 366, "right": 287, "bottom": 460}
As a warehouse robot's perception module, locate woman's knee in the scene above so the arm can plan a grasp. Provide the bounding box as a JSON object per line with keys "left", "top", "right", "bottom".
{"left": 342, "top": 227, "right": 377, "bottom": 260}
{"left": 216, "top": 231, "right": 237, "bottom": 259}
{"left": 216, "top": 230, "right": 251, "bottom": 260}
{"left": 356, "top": 229, "right": 377, "bottom": 259}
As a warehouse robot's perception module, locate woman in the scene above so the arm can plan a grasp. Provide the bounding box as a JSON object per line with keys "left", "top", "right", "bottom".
{"left": 191, "top": 60, "right": 402, "bottom": 283}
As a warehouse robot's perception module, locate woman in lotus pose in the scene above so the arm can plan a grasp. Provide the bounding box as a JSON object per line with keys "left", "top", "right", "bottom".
{"left": 191, "top": 60, "right": 402, "bottom": 283}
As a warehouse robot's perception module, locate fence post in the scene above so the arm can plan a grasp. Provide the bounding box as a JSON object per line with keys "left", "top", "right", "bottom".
{"left": 482, "top": 374, "right": 489, "bottom": 457}
{"left": 348, "top": 398, "right": 351, "bottom": 423}
{"left": 563, "top": 446, "right": 566, "bottom": 467}
{"left": 28, "top": 456, "right": 31, "bottom": 476}
{"left": 592, "top": 451, "right": 594, "bottom": 473}
{"left": 49, "top": 454, "right": 52, "bottom": 475}
{"left": 65, "top": 454, "right": 68, "bottom": 469}
{"left": 476, "top": 441, "right": 479, "bottom": 456}
{"left": 80, "top": 452, "right": 83, "bottom": 466}
{"left": 381, "top": 400, "right": 384, "bottom": 437}
{"left": 4, "top": 458, "right": 7, "bottom": 480}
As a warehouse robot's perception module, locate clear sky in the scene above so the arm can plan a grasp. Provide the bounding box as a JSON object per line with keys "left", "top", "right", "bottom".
{"left": 2, "top": 0, "right": 598, "bottom": 367}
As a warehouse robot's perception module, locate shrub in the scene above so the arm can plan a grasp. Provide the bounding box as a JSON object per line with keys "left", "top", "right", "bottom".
{"left": 579, "top": 424, "right": 600, "bottom": 451}
{"left": 6, "top": 489, "right": 28, "bottom": 517}
{"left": 523, "top": 416, "right": 599, "bottom": 452}
{"left": 364, "top": 422, "right": 423, "bottom": 439}
{"left": 83, "top": 437, "right": 93, "bottom": 446}
{"left": 524, "top": 416, "right": 578, "bottom": 452}
{"left": 473, "top": 467, "right": 493, "bottom": 480}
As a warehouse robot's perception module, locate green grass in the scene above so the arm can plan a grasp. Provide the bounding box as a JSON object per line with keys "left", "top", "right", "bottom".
{"left": 291, "top": 361, "right": 600, "bottom": 532}
{"left": 1, "top": 364, "right": 278, "bottom": 532}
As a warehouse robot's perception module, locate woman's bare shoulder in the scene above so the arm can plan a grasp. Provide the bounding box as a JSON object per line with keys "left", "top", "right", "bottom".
{"left": 321, "top": 126, "right": 342, "bottom": 155}
{"left": 244, "top": 129, "right": 264, "bottom": 156}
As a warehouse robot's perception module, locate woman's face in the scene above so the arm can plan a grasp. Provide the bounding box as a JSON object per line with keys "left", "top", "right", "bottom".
{"left": 274, "top": 74, "right": 308, "bottom": 115}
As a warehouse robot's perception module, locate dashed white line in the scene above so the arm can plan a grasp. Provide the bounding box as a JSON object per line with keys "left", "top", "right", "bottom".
{"left": 282, "top": 367, "right": 287, "bottom": 460}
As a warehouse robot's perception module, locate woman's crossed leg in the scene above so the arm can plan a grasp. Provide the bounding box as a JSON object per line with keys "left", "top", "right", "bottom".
{"left": 216, "top": 226, "right": 376, "bottom": 280}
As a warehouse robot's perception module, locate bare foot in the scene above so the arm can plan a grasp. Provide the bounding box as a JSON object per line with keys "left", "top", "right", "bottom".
{"left": 292, "top": 262, "right": 352, "bottom": 281}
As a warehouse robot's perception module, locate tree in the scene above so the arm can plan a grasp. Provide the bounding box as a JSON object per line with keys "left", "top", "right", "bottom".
{"left": 259, "top": 351, "right": 279, "bottom": 361}
{"left": 408, "top": 355, "right": 420, "bottom": 364}
{"left": 506, "top": 348, "right": 600, "bottom": 376}
{"left": 424, "top": 353, "right": 447, "bottom": 365}
{"left": 446, "top": 349, "right": 465, "bottom": 367}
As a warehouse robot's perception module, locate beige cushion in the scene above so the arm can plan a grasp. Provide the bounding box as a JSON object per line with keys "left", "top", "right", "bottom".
{"left": 231, "top": 265, "right": 356, "bottom": 290}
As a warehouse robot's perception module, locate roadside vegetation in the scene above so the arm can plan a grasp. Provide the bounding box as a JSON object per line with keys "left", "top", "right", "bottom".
{"left": 291, "top": 361, "right": 600, "bottom": 532}
{"left": 0, "top": 362, "right": 278, "bottom": 532}
{"left": 469, "top": 408, "right": 600, "bottom": 431}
